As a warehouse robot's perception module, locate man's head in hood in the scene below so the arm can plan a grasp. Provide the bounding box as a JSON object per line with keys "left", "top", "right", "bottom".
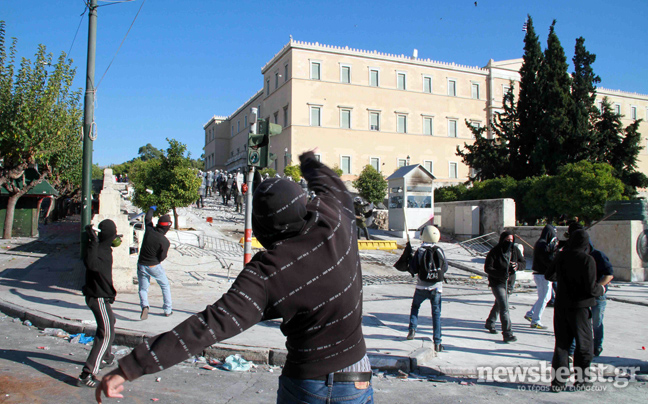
{"left": 498, "top": 230, "right": 515, "bottom": 252}
{"left": 98, "top": 219, "right": 117, "bottom": 244}
{"left": 157, "top": 215, "right": 172, "bottom": 235}
{"left": 565, "top": 221, "right": 584, "bottom": 239}
{"left": 540, "top": 224, "right": 557, "bottom": 243}
{"left": 252, "top": 178, "right": 308, "bottom": 248}
{"left": 567, "top": 229, "right": 590, "bottom": 252}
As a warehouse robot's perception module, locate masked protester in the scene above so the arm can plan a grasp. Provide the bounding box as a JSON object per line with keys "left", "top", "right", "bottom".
{"left": 484, "top": 231, "right": 526, "bottom": 342}
{"left": 545, "top": 229, "right": 605, "bottom": 392}
{"left": 137, "top": 207, "right": 173, "bottom": 319}
{"left": 524, "top": 224, "right": 558, "bottom": 329}
{"left": 77, "top": 220, "right": 118, "bottom": 387}
{"left": 97, "top": 152, "right": 373, "bottom": 403}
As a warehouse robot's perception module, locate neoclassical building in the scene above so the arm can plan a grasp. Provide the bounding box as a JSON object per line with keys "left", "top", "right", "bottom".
{"left": 203, "top": 39, "right": 648, "bottom": 186}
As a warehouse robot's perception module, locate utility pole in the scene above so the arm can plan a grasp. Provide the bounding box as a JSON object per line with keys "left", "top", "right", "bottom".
{"left": 243, "top": 108, "right": 258, "bottom": 264}
{"left": 80, "top": 0, "right": 98, "bottom": 255}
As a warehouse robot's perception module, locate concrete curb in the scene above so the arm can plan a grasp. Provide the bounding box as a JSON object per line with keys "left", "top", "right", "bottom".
{"left": 0, "top": 299, "right": 427, "bottom": 374}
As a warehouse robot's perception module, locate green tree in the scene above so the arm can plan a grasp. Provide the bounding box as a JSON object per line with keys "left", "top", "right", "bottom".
{"left": 331, "top": 165, "right": 344, "bottom": 177}
{"left": 548, "top": 161, "right": 624, "bottom": 224}
{"left": 352, "top": 165, "right": 388, "bottom": 205}
{"left": 131, "top": 139, "right": 201, "bottom": 229}
{"left": 137, "top": 143, "right": 164, "bottom": 161}
{"left": 283, "top": 164, "right": 302, "bottom": 182}
{"left": 516, "top": 15, "right": 544, "bottom": 178}
{"left": 458, "top": 85, "right": 516, "bottom": 180}
{"left": 91, "top": 164, "right": 103, "bottom": 180}
{"left": 434, "top": 184, "right": 468, "bottom": 202}
{"left": 0, "top": 21, "right": 83, "bottom": 238}
{"left": 258, "top": 167, "right": 277, "bottom": 178}
{"left": 569, "top": 37, "right": 600, "bottom": 162}
{"left": 536, "top": 20, "right": 573, "bottom": 174}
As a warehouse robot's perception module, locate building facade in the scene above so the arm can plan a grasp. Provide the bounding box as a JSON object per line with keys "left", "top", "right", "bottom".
{"left": 204, "top": 39, "right": 648, "bottom": 186}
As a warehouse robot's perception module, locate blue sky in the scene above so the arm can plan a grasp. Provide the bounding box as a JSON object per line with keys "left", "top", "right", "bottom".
{"left": 3, "top": 0, "right": 647, "bottom": 166}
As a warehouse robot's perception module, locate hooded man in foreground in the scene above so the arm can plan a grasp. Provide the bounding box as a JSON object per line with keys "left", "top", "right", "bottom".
{"left": 545, "top": 229, "right": 604, "bottom": 392}
{"left": 96, "top": 151, "right": 373, "bottom": 403}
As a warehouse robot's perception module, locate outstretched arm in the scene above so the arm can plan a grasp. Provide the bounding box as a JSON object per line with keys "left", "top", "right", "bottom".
{"left": 300, "top": 151, "right": 352, "bottom": 212}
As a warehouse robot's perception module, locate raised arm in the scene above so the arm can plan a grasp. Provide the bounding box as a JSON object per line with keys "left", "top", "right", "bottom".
{"left": 299, "top": 151, "right": 352, "bottom": 211}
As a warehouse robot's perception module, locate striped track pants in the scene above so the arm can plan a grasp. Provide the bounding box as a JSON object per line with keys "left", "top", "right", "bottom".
{"left": 83, "top": 296, "right": 116, "bottom": 375}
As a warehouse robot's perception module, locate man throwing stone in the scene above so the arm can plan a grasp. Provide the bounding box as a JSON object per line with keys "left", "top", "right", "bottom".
{"left": 96, "top": 151, "right": 373, "bottom": 403}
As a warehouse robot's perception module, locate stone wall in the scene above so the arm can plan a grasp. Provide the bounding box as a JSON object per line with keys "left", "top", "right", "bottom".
{"left": 434, "top": 198, "right": 516, "bottom": 238}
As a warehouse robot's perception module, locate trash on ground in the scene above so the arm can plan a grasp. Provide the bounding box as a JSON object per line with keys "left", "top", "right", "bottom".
{"left": 115, "top": 348, "right": 130, "bottom": 355}
{"left": 208, "top": 359, "right": 221, "bottom": 366}
{"left": 459, "top": 381, "right": 475, "bottom": 386}
{"left": 37, "top": 346, "right": 49, "bottom": 350}
{"left": 155, "top": 377, "right": 161, "bottom": 382}
{"left": 397, "top": 370, "right": 408, "bottom": 379}
{"left": 221, "top": 354, "right": 253, "bottom": 372}
{"left": 42, "top": 328, "right": 69, "bottom": 338}
{"left": 469, "top": 275, "right": 483, "bottom": 279}
{"left": 202, "top": 365, "right": 217, "bottom": 371}
{"left": 23, "top": 320, "right": 32, "bottom": 326}
{"left": 69, "top": 333, "right": 94, "bottom": 345}
{"left": 151, "top": 399, "right": 159, "bottom": 402}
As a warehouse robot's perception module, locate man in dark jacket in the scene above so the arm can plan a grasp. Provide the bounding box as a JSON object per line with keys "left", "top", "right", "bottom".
{"left": 545, "top": 229, "right": 604, "bottom": 392}
{"left": 524, "top": 224, "right": 558, "bottom": 329}
{"left": 77, "top": 220, "right": 118, "bottom": 388}
{"left": 137, "top": 207, "right": 172, "bottom": 320}
{"left": 96, "top": 152, "right": 373, "bottom": 403}
{"left": 484, "top": 231, "right": 526, "bottom": 342}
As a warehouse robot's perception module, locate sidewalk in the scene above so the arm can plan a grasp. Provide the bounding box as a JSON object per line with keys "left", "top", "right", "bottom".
{"left": 1, "top": 201, "right": 647, "bottom": 377}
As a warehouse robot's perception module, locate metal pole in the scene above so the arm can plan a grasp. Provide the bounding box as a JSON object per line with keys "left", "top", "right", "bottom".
{"left": 243, "top": 107, "right": 258, "bottom": 265}
{"left": 80, "top": 0, "right": 98, "bottom": 255}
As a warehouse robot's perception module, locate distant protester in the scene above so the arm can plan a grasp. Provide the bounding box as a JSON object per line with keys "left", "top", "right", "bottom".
{"left": 137, "top": 206, "right": 173, "bottom": 320}
{"left": 524, "top": 224, "right": 558, "bottom": 329}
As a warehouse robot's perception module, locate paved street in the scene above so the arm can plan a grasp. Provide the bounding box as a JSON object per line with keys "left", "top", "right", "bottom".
{"left": 2, "top": 315, "right": 647, "bottom": 404}
{"left": 1, "top": 193, "right": 647, "bottom": 402}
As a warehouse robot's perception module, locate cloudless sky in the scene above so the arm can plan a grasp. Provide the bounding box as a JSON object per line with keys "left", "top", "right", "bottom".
{"left": 3, "top": 0, "right": 647, "bottom": 166}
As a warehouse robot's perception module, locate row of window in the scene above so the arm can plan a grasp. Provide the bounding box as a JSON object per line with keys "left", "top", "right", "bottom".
{"left": 309, "top": 106, "right": 480, "bottom": 137}
{"left": 333, "top": 154, "right": 459, "bottom": 178}
{"left": 596, "top": 101, "right": 648, "bottom": 121}
{"left": 308, "top": 60, "right": 481, "bottom": 99}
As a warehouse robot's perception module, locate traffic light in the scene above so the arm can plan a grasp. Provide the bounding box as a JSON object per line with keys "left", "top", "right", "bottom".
{"left": 247, "top": 119, "right": 281, "bottom": 168}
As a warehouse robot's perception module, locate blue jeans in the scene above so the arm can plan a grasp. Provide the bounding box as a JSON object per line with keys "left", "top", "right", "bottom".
{"left": 569, "top": 295, "right": 606, "bottom": 355}
{"left": 486, "top": 283, "right": 512, "bottom": 337}
{"left": 137, "top": 263, "right": 172, "bottom": 314}
{"left": 277, "top": 375, "right": 373, "bottom": 404}
{"left": 408, "top": 288, "right": 442, "bottom": 345}
{"left": 525, "top": 274, "right": 552, "bottom": 325}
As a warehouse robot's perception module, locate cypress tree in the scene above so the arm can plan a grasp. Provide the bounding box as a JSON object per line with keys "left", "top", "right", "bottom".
{"left": 516, "top": 15, "right": 544, "bottom": 178}
{"left": 536, "top": 20, "right": 573, "bottom": 175}
{"left": 569, "top": 37, "right": 600, "bottom": 162}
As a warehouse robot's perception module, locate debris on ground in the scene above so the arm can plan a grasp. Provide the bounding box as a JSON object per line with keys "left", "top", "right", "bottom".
{"left": 23, "top": 320, "right": 32, "bottom": 327}
{"left": 397, "top": 370, "right": 408, "bottom": 379}
{"left": 115, "top": 348, "right": 130, "bottom": 355}
{"left": 459, "top": 381, "right": 475, "bottom": 386}
{"left": 156, "top": 377, "right": 161, "bottom": 382}
{"left": 37, "top": 346, "right": 49, "bottom": 350}
{"left": 222, "top": 354, "right": 253, "bottom": 371}
{"left": 42, "top": 328, "right": 69, "bottom": 338}
{"left": 69, "top": 333, "right": 94, "bottom": 344}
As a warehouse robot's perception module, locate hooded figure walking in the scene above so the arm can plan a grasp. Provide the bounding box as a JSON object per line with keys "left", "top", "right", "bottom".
{"left": 484, "top": 231, "right": 525, "bottom": 342}
{"left": 77, "top": 220, "right": 119, "bottom": 387}
{"left": 96, "top": 151, "right": 373, "bottom": 403}
{"left": 545, "top": 229, "right": 604, "bottom": 392}
{"left": 137, "top": 207, "right": 173, "bottom": 319}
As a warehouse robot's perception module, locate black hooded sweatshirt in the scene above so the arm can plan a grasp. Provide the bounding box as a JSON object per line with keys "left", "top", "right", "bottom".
{"left": 82, "top": 220, "right": 117, "bottom": 301}
{"left": 545, "top": 229, "right": 604, "bottom": 308}
{"left": 137, "top": 209, "right": 170, "bottom": 266}
{"left": 484, "top": 231, "right": 526, "bottom": 287}
{"left": 118, "top": 151, "right": 366, "bottom": 381}
{"left": 532, "top": 224, "right": 557, "bottom": 275}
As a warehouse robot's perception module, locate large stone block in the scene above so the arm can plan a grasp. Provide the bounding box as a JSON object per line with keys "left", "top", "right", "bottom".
{"left": 589, "top": 221, "right": 647, "bottom": 282}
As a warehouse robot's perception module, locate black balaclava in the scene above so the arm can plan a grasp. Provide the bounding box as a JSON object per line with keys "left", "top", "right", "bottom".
{"left": 252, "top": 178, "right": 308, "bottom": 248}
{"left": 498, "top": 230, "right": 514, "bottom": 253}
{"left": 98, "top": 219, "right": 117, "bottom": 244}
{"left": 157, "top": 214, "right": 172, "bottom": 234}
{"left": 567, "top": 229, "right": 590, "bottom": 253}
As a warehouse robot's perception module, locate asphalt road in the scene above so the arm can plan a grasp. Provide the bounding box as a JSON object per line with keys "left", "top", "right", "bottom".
{"left": 2, "top": 314, "right": 647, "bottom": 404}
